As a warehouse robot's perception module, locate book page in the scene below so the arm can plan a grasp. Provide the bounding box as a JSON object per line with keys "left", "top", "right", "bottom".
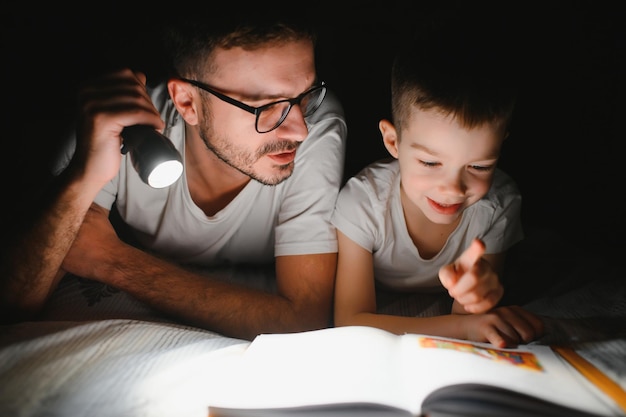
{"left": 207, "top": 326, "right": 415, "bottom": 413}
{"left": 398, "top": 335, "right": 618, "bottom": 416}
{"left": 205, "top": 326, "right": 619, "bottom": 416}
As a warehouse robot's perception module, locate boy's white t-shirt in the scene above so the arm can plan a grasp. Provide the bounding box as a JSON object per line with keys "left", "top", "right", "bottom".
{"left": 331, "top": 158, "right": 523, "bottom": 292}
{"left": 57, "top": 82, "right": 347, "bottom": 270}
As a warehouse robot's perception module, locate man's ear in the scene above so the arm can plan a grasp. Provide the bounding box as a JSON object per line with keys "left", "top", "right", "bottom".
{"left": 379, "top": 119, "right": 399, "bottom": 159}
{"left": 167, "top": 79, "right": 199, "bottom": 125}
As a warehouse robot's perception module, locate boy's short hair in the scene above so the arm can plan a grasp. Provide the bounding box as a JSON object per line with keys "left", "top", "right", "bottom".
{"left": 390, "top": 11, "right": 518, "bottom": 134}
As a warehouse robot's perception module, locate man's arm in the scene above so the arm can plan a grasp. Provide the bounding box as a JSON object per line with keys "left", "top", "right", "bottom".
{"left": 62, "top": 203, "right": 336, "bottom": 340}
{"left": 0, "top": 70, "right": 165, "bottom": 323}
{"left": 0, "top": 167, "right": 103, "bottom": 323}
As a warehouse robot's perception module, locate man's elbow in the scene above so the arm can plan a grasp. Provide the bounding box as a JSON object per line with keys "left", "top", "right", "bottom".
{"left": 290, "top": 300, "right": 333, "bottom": 332}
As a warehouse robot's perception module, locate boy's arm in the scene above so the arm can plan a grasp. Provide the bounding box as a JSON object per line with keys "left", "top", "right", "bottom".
{"left": 333, "top": 230, "right": 463, "bottom": 335}
{"left": 333, "top": 231, "right": 542, "bottom": 347}
{"left": 333, "top": 230, "right": 378, "bottom": 326}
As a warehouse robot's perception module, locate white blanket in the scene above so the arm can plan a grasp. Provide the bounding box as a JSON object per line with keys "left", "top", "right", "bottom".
{"left": 0, "top": 319, "right": 248, "bottom": 417}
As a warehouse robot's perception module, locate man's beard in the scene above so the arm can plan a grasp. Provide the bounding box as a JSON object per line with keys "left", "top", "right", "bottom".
{"left": 198, "top": 113, "right": 300, "bottom": 186}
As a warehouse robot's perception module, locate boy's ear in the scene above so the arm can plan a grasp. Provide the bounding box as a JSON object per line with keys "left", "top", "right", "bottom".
{"left": 379, "top": 119, "right": 399, "bottom": 159}
{"left": 167, "top": 78, "right": 199, "bottom": 126}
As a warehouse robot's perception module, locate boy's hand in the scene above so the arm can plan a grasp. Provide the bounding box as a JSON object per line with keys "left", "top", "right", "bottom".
{"left": 463, "top": 305, "right": 545, "bottom": 348}
{"left": 438, "top": 238, "right": 503, "bottom": 314}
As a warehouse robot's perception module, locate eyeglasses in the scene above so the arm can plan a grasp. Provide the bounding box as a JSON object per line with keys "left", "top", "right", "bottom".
{"left": 179, "top": 78, "right": 327, "bottom": 133}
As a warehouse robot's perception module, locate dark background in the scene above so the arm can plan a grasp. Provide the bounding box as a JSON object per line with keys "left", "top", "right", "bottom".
{"left": 4, "top": 1, "right": 625, "bottom": 258}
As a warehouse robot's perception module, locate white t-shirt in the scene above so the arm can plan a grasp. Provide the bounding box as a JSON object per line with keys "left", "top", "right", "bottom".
{"left": 331, "top": 158, "right": 523, "bottom": 292}
{"left": 56, "top": 82, "right": 347, "bottom": 270}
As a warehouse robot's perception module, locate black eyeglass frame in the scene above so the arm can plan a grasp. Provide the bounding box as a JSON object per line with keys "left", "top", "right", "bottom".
{"left": 179, "top": 78, "right": 327, "bottom": 133}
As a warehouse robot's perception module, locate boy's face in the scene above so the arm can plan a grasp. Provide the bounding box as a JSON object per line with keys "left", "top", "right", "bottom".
{"left": 382, "top": 107, "right": 505, "bottom": 225}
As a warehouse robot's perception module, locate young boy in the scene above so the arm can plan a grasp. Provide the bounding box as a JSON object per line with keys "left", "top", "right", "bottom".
{"left": 331, "top": 22, "right": 544, "bottom": 348}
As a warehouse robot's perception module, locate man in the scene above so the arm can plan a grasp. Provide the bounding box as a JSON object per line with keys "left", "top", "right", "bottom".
{"left": 0, "top": 12, "right": 347, "bottom": 340}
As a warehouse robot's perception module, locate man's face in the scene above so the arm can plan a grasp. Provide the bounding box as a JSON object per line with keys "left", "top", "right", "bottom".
{"left": 195, "top": 39, "right": 318, "bottom": 185}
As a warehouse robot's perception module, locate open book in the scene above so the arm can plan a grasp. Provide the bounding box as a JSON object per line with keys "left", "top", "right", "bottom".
{"left": 206, "top": 326, "right": 624, "bottom": 417}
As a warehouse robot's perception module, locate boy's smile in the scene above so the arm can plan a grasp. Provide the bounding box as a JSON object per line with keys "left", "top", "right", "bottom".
{"left": 383, "top": 107, "right": 505, "bottom": 226}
